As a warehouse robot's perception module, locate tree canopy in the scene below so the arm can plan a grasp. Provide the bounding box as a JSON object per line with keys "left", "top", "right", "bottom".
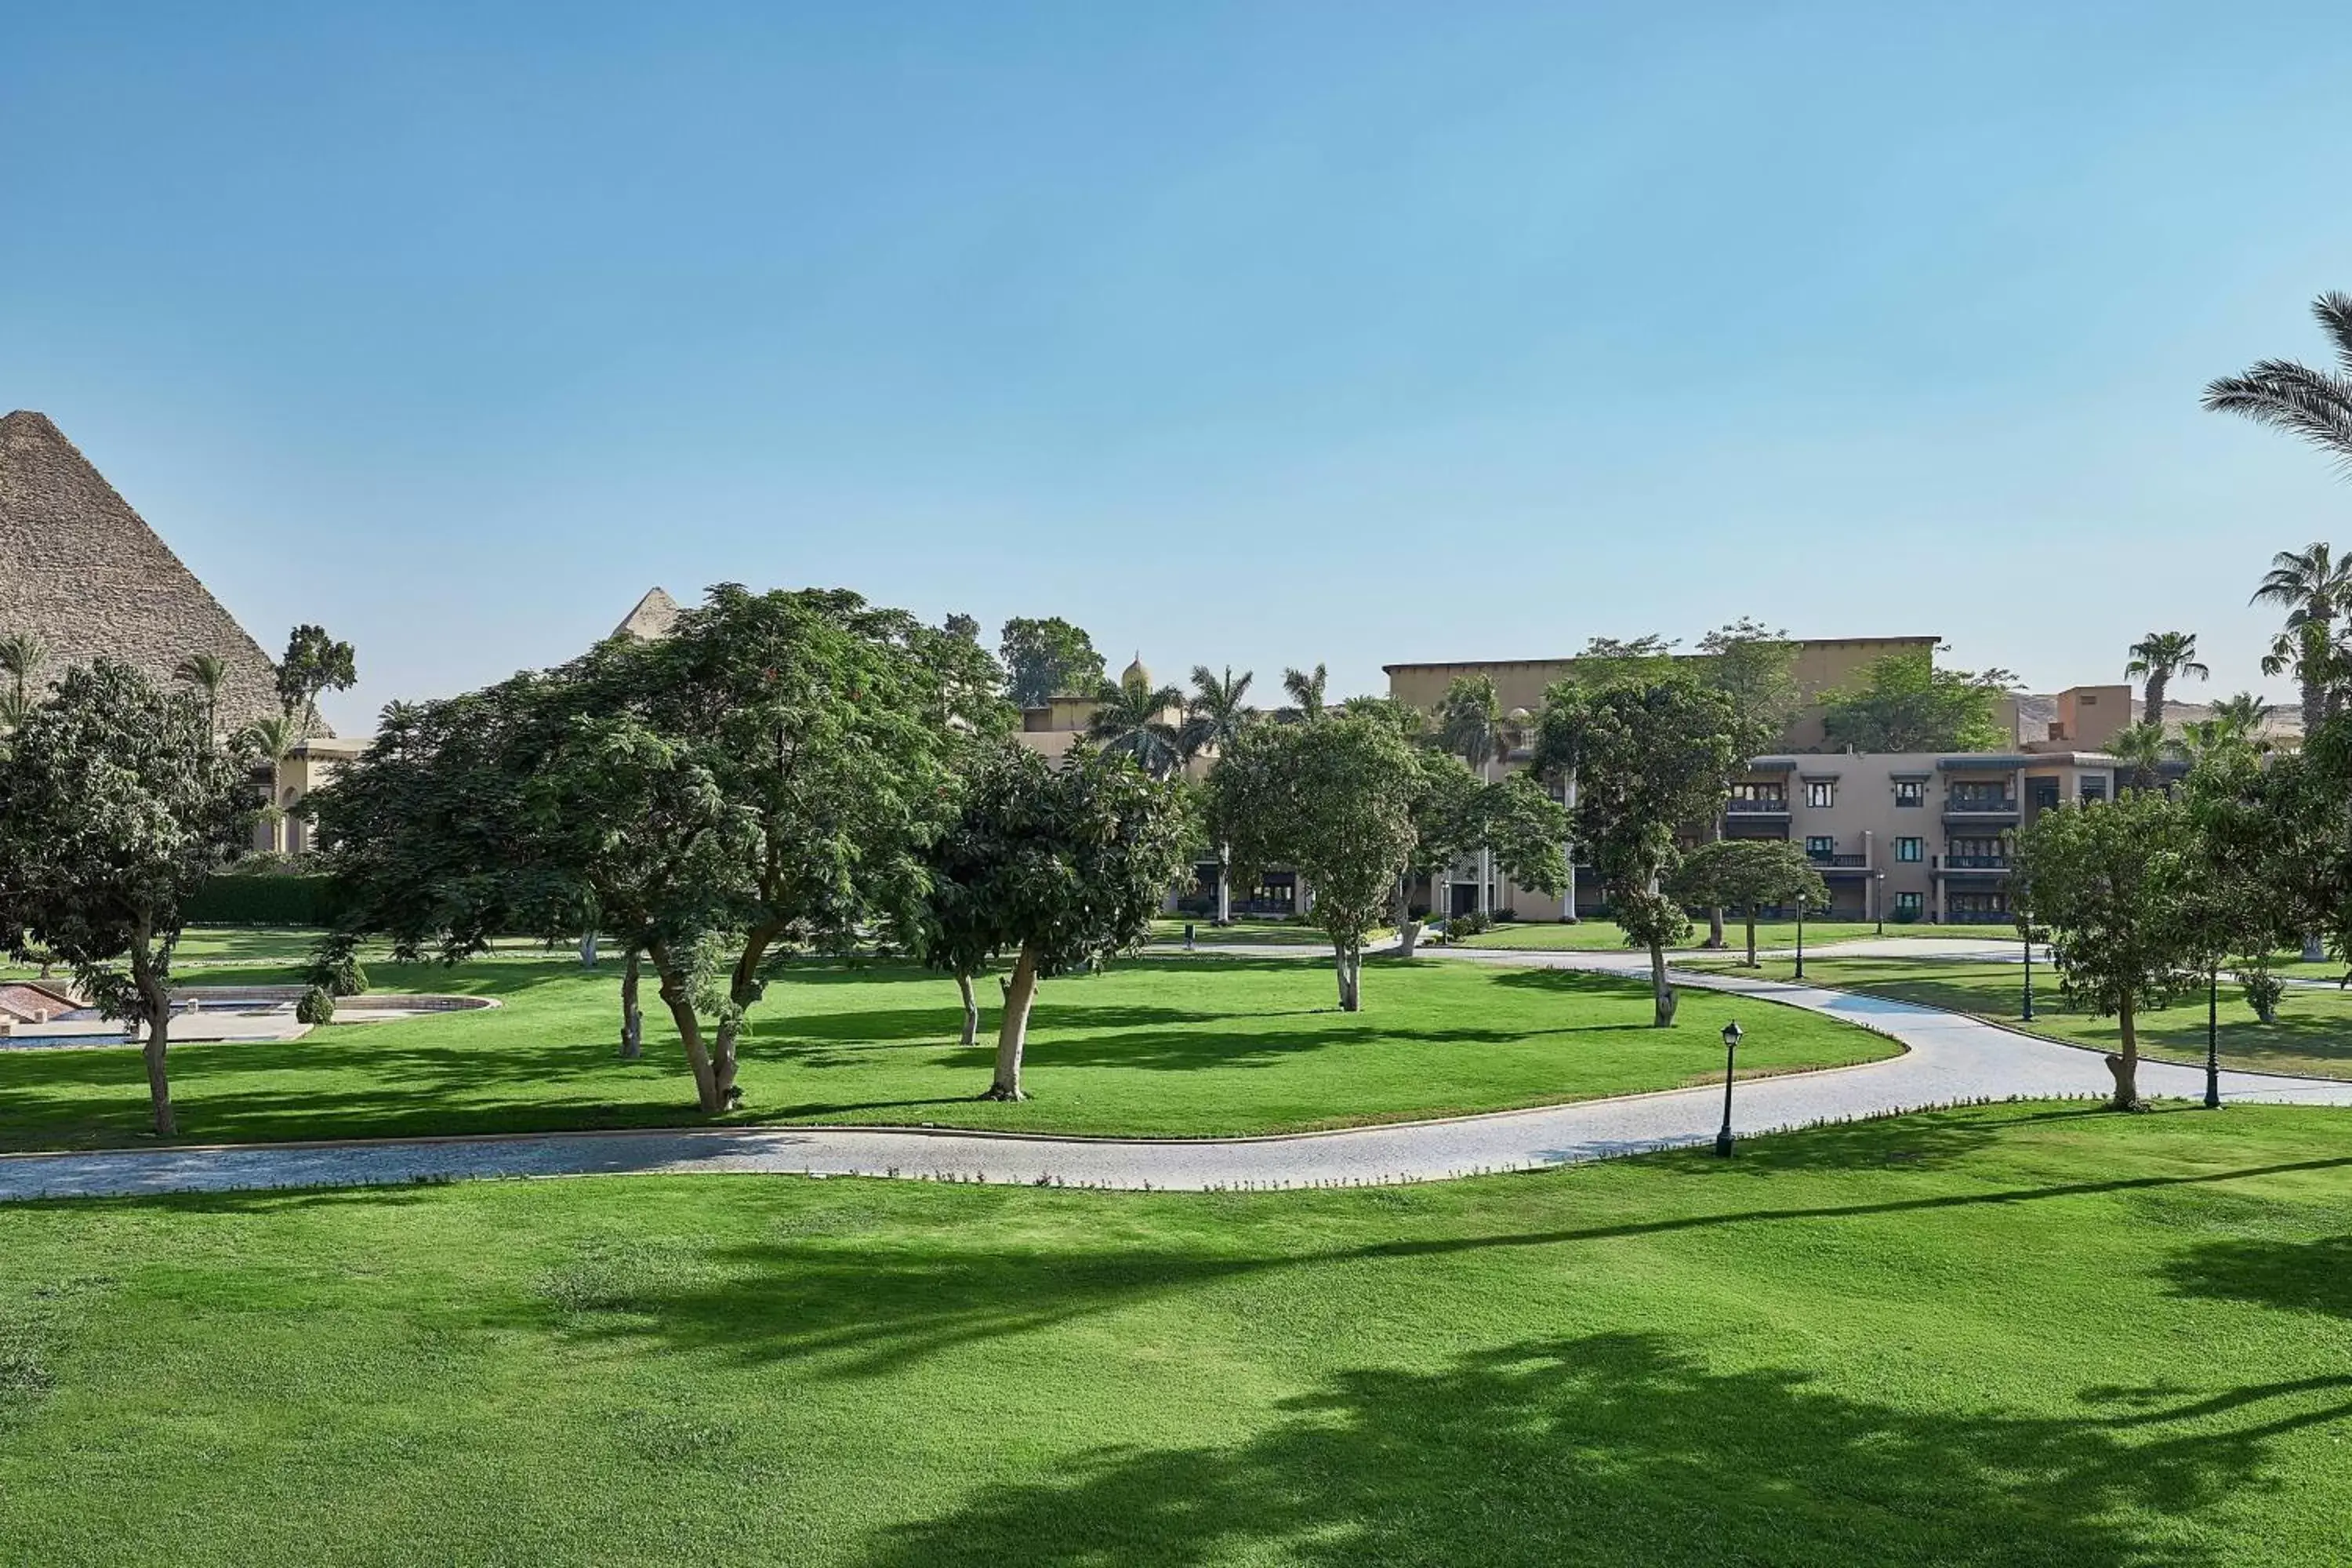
{"left": 1819, "top": 648, "right": 2015, "bottom": 753}
{"left": 1534, "top": 672, "right": 1740, "bottom": 1025}
{"left": 1210, "top": 715, "right": 1421, "bottom": 1010}
{"left": 1668, "top": 839, "right": 1828, "bottom": 967}
{"left": 915, "top": 742, "right": 1192, "bottom": 1099}
{"left": 0, "top": 660, "right": 252, "bottom": 1134}
{"left": 999, "top": 616, "right": 1105, "bottom": 708}
{"left": 277, "top": 623, "right": 358, "bottom": 736}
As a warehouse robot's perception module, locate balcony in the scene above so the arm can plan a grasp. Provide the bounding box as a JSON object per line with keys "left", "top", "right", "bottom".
{"left": 1806, "top": 852, "right": 1871, "bottom": 873}
{"left": 1726, "top": 797, "right": 1791, "bottom": 816}
{"left": 1942, "top": 796, "right": 2020, "bottom": 823}
{"left": 1935, "top": 854, "right": 2011, "bottom": 875}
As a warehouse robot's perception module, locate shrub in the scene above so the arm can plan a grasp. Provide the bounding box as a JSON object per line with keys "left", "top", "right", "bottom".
{"left": 295, "top": 986, "right": 336, "bottom": 1026}
{"left": 305, "top": 948, "right": 369, "bottom": 998}
{"left": 1448, "top": 909, "right": 1493, "bottom": 938}
{"left": 1892, "top": 906, "right": 1921, "bottom": 924}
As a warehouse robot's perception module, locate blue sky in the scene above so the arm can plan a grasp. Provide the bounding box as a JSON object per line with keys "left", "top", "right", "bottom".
{"left": 5, "top": 2, "right": 2350, "bottom": 734}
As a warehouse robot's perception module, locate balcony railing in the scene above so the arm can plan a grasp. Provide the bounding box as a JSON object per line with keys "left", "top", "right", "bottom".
{"left": 1944, "top": 797, "right": 2020, "bottom": 815}
{"left": 1938, "top": 855, "right": 2010, "bottom": 870}
{"left": 1806, "top": 852, "right": 1870, "bottom": 867}
{"left": 1726, "top": 797, "right": 1791, "bottom": 814}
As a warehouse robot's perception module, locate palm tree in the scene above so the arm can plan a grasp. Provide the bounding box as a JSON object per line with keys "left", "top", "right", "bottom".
{"left": 2123, "top": 631, "right": 2208, "bottom": 727}
{"left": 243, "top": 713, "right": 300, "bottom": 855}
{"left": 0, "top": 689, "right": 31, "bottom": 735}
{"left": 1181, "top": 666, "right": 1257, "bottom": 924}
{"left": 2204, "top": 291, "right": 2352, "bottom": 475}
{"left": 1433, "top": 674, "right": 1505, "bottom": 916}
{"left": 2249, "top": 543, "right": 2352, "bottom": 728}
{"left": 175, "top": 652, "right": 230, "bottom": 737}
{"left": 2210, "top": 691, "right": 2274, "bottom": 749}
{"left": 1086, "top": 671, "right": 1185, "bottom": 778}
{"left": 2111, "top": 720, "right": 2187, "bottom": 793}
{"left": 0, "top": 632, "right": 45, "bottom": 709}
{"left": 1281, "top": 664, "right": 1327, "bottom": 721}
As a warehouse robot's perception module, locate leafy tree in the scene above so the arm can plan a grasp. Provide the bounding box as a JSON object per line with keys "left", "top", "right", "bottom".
{"left": 1087, "top": 668, "right": 1186, "bottom": 778}
{"left": 0, "top": 662, "right": 252, "bottom": 1134}
{"left": 174, "top": 652, "right": 230, "bottom": 736}
{"left": 1211, "top": 716, "right": 1421, "bottom": 1009}
{"left": 1693, "top": 621, "right": 1801, "bottom": 945}
{"left": 1393, "top": 756, "right": 1569, "bottom": 954}
{"left": 2181, "top": 747, "right": 2303, "bottom": 1025}
{"left": 1569, "top": 634, "right": 1680, "bottom": 689}
{"left": 1281, "top": 663, "right": 1328, "bottom": 721}
{"left": 2011, "top": 792, "right": 2201, "bottom": 1109}
{"left": 2245, "top": 543, "right": 2352, "bottom": 728}
{"left": 917, "top": 742, "right": 1192, "bottom": 1099}
{"left": 1534, "top": 673, "right": 1740, "bottom": 1025}
{"left": 2209, "top": 691, "right": 2274, "bottom": 746}
{"left": 0, "top": 631, "right": 45, "bottom": 709}
{"left": 999, "top": 616, "right": 1105, "bottom": 708}
{"left": 277, "top": 624, "right": 358, "bottom": 738}
{"left": 1181, "top": 666, "right": 1258, "bottom": 922}
{"left": 1434, "top": 674, "right": 1504, "bottom": 772}
{"left": 2124, "top": 631, "right": 2207, "bottom": 728}
{"left": 1339, "top": 694, "right": 1425, "bottom": 735}
{"left": 1668, "top": 840, "right": 1828, "bottom": 967}
{"left": 1819, "top": 648, "right": 2016, "bottom": 753}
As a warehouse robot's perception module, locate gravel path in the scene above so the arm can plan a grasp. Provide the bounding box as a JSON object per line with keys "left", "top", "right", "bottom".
{"left": 7, "top": 949, "right": 2350, "bottom": 1202}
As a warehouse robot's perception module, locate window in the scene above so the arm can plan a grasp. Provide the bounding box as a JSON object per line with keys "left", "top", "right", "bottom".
{"left": 1894, "top": 891, "right": 1923, "bottom": 915}
{"left": 1728, "top": 782, "right": 1787, "bottom": 811}
{"left": 1949, "top": 781, "right": 2015, "bottom": 810}
{"left": 1805, "top": 780, "right": 1836, "bottom": 808}
{"left": 2080, "top": 777, "right": 2108, "bottom": 803}
{"left": 1950, "top": 891, "right": 2009, "bottom": 920}
{"left": 2031, "top": 779, "right": 2060, "bottom": 811}
{"left": 1947, "top": 836, "right": 2006, "bottom": 868}
{"left": 1805, "top": 836, "right": 1835, "bottom": 859}
{"left": 1894, "top": 779, "right": 1925, "bottom": 807}
{"left": 1896, "top": 837, "right": 1923, "bottom": 862}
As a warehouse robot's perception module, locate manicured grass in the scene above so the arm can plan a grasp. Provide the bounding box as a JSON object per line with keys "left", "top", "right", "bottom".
{"left": 1694, "top": 954, "right": 2352, "bottom": 1080}
{"left": 0, "top": 954, "right": 1893, "bottom": 1152}
{"left": 0, "top": 925, "right": 576, "bottom": 975}
{"left": 1458, "top": 918, "right": 1965, "bottom": 952}
{"left": 5, "top": 1103, "right": 2352, "bottom": 1565}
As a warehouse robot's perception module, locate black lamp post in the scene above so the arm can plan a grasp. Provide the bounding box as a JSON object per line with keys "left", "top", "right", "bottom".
{"left": 1715, "top": 1020, "right": 1742, "bottom": 1157}
{"left": 2205, "top": 968, "right": 2223, "bottom": 1110}
{"left": 1874, "top": 873, "right": 1885, "bottom": 937}
{"left": 2021, "top": 923, "right": 2035, "bottom": 1022}
{"left": 1794, "top": 895, "right": 1807, "bottom": 981}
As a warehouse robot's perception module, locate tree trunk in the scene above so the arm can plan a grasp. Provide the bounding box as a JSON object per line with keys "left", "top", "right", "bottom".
{"left": 1648, "top": 941, "right": 1677, "bottom": 1027}
{"left": 1744, "top": 913, "right": 1758, "bottom": 968}
{"left": 129, "top": 938, "right": 175, "bottom": 1138}
{"left": 2107, "top": 994, "right": 2140, "bottom": 1110}
{"left": 987, "top": 943, "right": 1040, "bottom": 1100}
{"left": 2142, "top": 672, "right": 2167, "bottom": 728}
{"left": 579, "top": 929, "right": 599, "bottom": 969}
{"left": 710, "top": 926, "right": 782, "bottom": 1107}
{"left": 1393, "top": 879, "right": 1422, "bottom": 956}
{"left": 1334, "top": 940, "right": 1363, "bottom": 1011}
{"left": 2302, "top": 933, "right": 2326, "bottom": 964}
{"left": 619, "top": 947, "right": 644, "bottom": 1060}
{"left": 648, "top": 939, "right": 721, "bottom": 1112}
{"left": 1216, "top": 841, "right": 1232, "bottom": 925}
{"left": 956, "top": 970, "right": 980, "bottom": 1047}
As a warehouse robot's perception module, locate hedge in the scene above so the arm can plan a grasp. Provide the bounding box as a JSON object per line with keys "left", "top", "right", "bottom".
{"left": 182, "top": 874, "right": 340, "bottom": 927}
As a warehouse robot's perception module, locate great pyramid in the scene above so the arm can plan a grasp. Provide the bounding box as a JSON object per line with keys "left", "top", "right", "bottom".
{"left": 0, "top": 410, "right": 291, "bottom": 732}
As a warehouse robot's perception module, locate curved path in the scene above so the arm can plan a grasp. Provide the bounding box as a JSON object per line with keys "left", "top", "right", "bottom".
{"left": 6, "top": 947, "right": 2351, "bottom": 1202}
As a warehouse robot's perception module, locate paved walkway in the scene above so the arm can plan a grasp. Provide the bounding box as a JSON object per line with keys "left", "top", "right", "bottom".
{"left": 6, "top": 949, "right": 2350, "bottom": 1202}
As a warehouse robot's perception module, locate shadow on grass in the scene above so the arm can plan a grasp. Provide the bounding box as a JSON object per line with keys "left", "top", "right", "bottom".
{"left": 858, "top": 1333, "right": 2338, "bottom": 1567}
{"left": 2161, "top": 1234, "right": 2352, "bottom": 1319}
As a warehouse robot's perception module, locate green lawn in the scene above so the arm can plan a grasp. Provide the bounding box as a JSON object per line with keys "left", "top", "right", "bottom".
{"left": 1148, "top": 916, "right": 1383, "bottom": 947}
{"left": 1459, "top": 918, "right": 1962, "bottom": 952}
{"left": 1693, "top": 954, "right": 2352, "bottom": 1080}
{"left": 0, "top": 954, "right": 1893, "bottom": 1152}
{"left": 5, "top": 1103, "right": 2351, "bottom": 1565}
{"left": 0, "top": 925, "right": 579, "bottom": 974}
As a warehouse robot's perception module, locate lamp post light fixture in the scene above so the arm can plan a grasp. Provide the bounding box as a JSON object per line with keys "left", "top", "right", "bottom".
{"left": 2205, "top": 969, "right": 2223, "bottom": 1110}
{"left": 1715, "top": 1020, "right": 1742, "bottom": 1157}
{"left": 1874, "top": 872, "right": 1885, "bottom": 937}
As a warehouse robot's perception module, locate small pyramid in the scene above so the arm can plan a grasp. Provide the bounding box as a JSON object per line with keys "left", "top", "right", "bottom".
{"left": 612, "top": 586, "right": 681, "bottom": 641}
{"left": 0, "top": 411, "right": 293, "bottom": 732}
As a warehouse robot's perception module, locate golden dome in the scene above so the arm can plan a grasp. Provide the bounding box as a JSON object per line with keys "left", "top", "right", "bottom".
{"left": 1122, "top": 653, "right": 1152, "bottom": 688}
